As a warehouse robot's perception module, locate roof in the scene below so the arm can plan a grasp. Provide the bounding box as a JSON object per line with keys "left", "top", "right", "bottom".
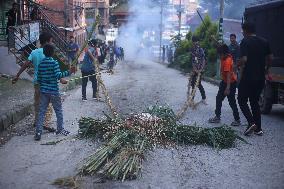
{"left": 245, "top": 0, "right": 284, "bottom": 13}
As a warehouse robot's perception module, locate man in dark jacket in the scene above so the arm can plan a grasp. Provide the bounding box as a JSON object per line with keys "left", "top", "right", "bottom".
{"left": 6, "top": 3, "right": 20, "bottom": 35}
{"left": 238, "top": 22, "right": 273, "bottom": 136}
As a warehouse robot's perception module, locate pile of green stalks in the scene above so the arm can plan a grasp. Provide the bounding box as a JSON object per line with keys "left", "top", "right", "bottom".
{"left": 78, "top": 105, "right": 246, "bottom": 181}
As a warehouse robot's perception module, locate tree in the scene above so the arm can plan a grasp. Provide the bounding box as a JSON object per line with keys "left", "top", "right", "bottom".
{"left": 171, "top": 15, "right": 218, "bottom": 77}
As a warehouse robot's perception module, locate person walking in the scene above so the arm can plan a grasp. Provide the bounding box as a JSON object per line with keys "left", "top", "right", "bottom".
{"left": 81, "top": 40, "right": 98, "bottom": 101}
{"left": 238, "top": 22, "right": 273, "bottom": 136}
{"left": 209, "top": 44, "right": 240, "bottom": 126}
{"left": 190, "top": 36, "right": 207, "bottom": 104}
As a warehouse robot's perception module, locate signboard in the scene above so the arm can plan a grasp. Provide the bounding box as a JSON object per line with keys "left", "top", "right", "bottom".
{"left": 29, "top": 22, "right": 40, "bottom": 43}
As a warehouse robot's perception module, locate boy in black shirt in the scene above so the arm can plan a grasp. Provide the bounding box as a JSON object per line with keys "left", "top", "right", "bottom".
{"left": 238, "top": 22, "right": 273, "bottom": 136}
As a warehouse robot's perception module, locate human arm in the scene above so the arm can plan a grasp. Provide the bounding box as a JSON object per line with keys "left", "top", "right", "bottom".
{"left": 265, "top": 42, "right": 273, "bottom": 74}
{"left": 224, "top": 71, "right": 231, "bottom": 96}
{"left": 199, "top": 48, "right": 206, "bottom": 72}
{"left": 12, "top": 61, "right": 32, "bottom": 84}
{"left": 85, "top": 47, "right": 97, "bottom": 62}
{"left": 237, "top": 40, "right": 247, "bottom": 68}
{"left": 53, "top": 60, "right": 71, "bottom": 79}
{"left": 224, "top": 57, "right": 233, "bottom": 96}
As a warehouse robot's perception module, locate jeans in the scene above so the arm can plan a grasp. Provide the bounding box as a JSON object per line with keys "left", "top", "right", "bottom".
{"left": 82, "top": 71, "right": 97, "bottom": 99}
{"left": 238, "top": 80, "right": 265, "bottom": 131}
{"left": 34, "top": 84, "right": 53, "bottom": 127}
{"left": 215, "top": 81, "right": 240, "bottom": 121}
{"left": 36, "top": 92, "right": 63, "bottom": 133}
{"left": 191, "top": 72, "right": 206, "bottom": 100}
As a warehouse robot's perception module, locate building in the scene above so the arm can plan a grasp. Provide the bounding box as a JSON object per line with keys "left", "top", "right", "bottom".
{"left": 37, "top": 0, "right": 87, "bottom": 45}
{"left": 85, "top": 0, "right": 109, "bottom": 27}
{"left": 110, "top": 2, "right": 130, "bottom": 26}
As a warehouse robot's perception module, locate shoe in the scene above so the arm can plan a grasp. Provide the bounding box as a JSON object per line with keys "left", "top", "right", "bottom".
{"left": 231, "top": 120, "right": 241, "bottom": 126}
{"left": 244, "top": 124, "right": 257, "bottom": 136}
{"left": 82, "top": 98, "right": 87, "bottom": 101}
{"left": 208, "top": 116, "right": 221, "bottom": 123}
{"left": 201, "top": 99, "right": 208, "bottom": 105}
{"left": 254, "top": 129, "right": 263, "bottom": 136}
{"left": 93, "top": 97, "right": 98, "bottom": 100}
{"left": 34, "top": 133, "right": 41, "bottom": 141}
{"left": 56, "top": 129, "right": 70, "bottom": 136}
{"left": 43, "top": 126, "right": 56, "bottom": 132}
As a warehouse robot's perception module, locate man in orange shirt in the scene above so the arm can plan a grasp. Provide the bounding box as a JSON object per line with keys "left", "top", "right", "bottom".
{"left": 209, "top": 44, "right": 240, "bottom": 126}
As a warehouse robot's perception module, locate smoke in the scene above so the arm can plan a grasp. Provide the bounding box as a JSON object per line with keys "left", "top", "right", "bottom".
{"left": 116, "top": 0, "right": 166, "bottom": 61}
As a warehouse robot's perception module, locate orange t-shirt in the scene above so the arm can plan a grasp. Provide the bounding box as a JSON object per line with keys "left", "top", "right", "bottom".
{"left": 221, "top": 55, "right": 237, "bottom": 83}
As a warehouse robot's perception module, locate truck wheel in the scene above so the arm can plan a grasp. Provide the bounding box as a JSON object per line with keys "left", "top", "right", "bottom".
{"left": 259, "top": 83, "right": 273, "bottom": 114}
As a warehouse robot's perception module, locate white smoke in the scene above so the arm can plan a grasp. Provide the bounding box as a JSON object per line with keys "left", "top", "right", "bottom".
{"left": 116, "top": 0, "right": 167, "bottom": 61}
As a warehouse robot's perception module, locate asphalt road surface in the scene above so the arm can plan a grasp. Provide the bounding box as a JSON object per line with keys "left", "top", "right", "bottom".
{"left": 0, "top": 60, "right": 283, "bottom": 189}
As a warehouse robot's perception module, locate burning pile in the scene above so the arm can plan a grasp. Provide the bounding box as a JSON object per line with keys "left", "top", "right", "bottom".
{"left": 78, "top": 106, "right": 246, "bottom": 181}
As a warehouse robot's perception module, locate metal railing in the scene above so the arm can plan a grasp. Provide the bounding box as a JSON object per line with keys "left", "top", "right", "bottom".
{"left": 7, "top": 1, "right": 69, "bottom": 68}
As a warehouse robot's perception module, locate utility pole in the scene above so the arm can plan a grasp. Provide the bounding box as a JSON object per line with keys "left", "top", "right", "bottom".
{"left": 178, "top": 0, "right": 182, "bottom": 37}
{"left": 216, "top": 0, "right": 224, "bottom": 77}
{"left": 159, "top": 0, "right": 164, "bottom": 62}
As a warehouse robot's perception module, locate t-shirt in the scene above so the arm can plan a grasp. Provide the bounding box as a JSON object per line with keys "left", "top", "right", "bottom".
{"left": 37, "top": 57, "right": 70, "bottom": 94}
{"left": 228, "top": 43, "right": 240, "bottom": 66}
{"left": 221, "top": 54, "right": 237, "bottom": 83}
{"left": 191, "top": 46, "right": 205, "bottom": 70}
{"left": 240, "top": 36, "right": 271, "bottom": 81}
{"left": 81, "top": 47, "right": 96, "bottom": 73}
{"left": 68, "top": 42, "right": 79, "bottom": 59}
{"left": 28, "top": 48, "right": 45, "bottom": 83}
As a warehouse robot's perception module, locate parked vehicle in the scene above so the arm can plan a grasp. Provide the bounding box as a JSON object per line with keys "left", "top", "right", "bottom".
{"left": 244, "top": 0, "right": 284, "bottom": 114}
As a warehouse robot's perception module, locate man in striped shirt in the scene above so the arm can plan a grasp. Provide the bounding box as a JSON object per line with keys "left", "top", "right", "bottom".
{"left": 35, "top": 44, "right": 75, "bottom": 141}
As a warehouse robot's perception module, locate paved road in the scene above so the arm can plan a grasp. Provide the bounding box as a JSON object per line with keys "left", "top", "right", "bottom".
{"left": 0, "top": 60, "right": 283, "bottom": 189}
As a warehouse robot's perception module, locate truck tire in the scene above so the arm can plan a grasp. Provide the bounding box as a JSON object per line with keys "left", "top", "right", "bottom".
{"left": 259, "top": 82, "right": 273, "bottom": 114}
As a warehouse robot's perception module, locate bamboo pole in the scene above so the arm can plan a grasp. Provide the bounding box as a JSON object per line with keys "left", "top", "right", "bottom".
{"left": 176, "top": 71, "right": 201, "bottom": 119}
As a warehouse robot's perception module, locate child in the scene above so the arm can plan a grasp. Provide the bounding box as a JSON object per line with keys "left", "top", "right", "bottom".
{"left": 81, "top": 40, "right": 98, "bottom": 101}
{"left": 208, "top": 44, "right": 241, "bottom": 126}
{"left": 35, "top": 44, "right": 75, "bottom": 140}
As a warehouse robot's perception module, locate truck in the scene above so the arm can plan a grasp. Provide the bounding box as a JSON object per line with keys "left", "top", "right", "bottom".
{"left": 244, "top": 0, "right": 284, "bottom": 114}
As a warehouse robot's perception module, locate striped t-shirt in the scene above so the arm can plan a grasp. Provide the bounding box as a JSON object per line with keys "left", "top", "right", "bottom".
{"left": 37, "top": 57, "right": 70, "bottom": 94}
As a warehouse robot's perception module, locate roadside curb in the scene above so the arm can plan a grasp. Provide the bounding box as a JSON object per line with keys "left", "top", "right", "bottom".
{"left": 0, "top": 104, "right": 33, "bottom": 132}
{"left": 0, "top": 74, "right": 82, "bottom": 133}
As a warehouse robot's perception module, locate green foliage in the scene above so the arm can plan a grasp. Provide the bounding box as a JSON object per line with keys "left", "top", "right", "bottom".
{"left": 171, "top": 15, "right": 218, "bottom": 77}
{"left": 79, "top": 106, "right": 246, "bottom": 181}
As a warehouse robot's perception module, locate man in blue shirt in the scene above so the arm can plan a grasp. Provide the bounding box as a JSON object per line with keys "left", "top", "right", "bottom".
{"left": 12, "top": 32, "right": 66, "bottom": 133}
{"left": 67, "top": 36, "right": 79, "bottom": 68}
{"left": 81, "top": 40, "right": 97, "bottom": 101}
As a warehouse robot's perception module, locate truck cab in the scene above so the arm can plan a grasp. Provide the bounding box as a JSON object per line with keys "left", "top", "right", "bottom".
{"left": 244, "top": 0, "right": 284, "bottom": 114}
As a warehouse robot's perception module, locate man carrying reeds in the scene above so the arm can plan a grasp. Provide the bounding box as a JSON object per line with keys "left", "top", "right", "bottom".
{"left": 189, "top": 36, "right": 207, "bottom": 104}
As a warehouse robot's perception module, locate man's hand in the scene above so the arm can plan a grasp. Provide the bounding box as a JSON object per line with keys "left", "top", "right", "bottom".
{"left": 224, "top": 87, "right": 230, "bottom": 96}
{"left": 60, "top": 78, "right": 68, "bottom": 84}
{"left": 69, "top": 66, "right": 76, "bottom": 74}
{"left": 12, "top": 76, "right": 19, "bottom": 84}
